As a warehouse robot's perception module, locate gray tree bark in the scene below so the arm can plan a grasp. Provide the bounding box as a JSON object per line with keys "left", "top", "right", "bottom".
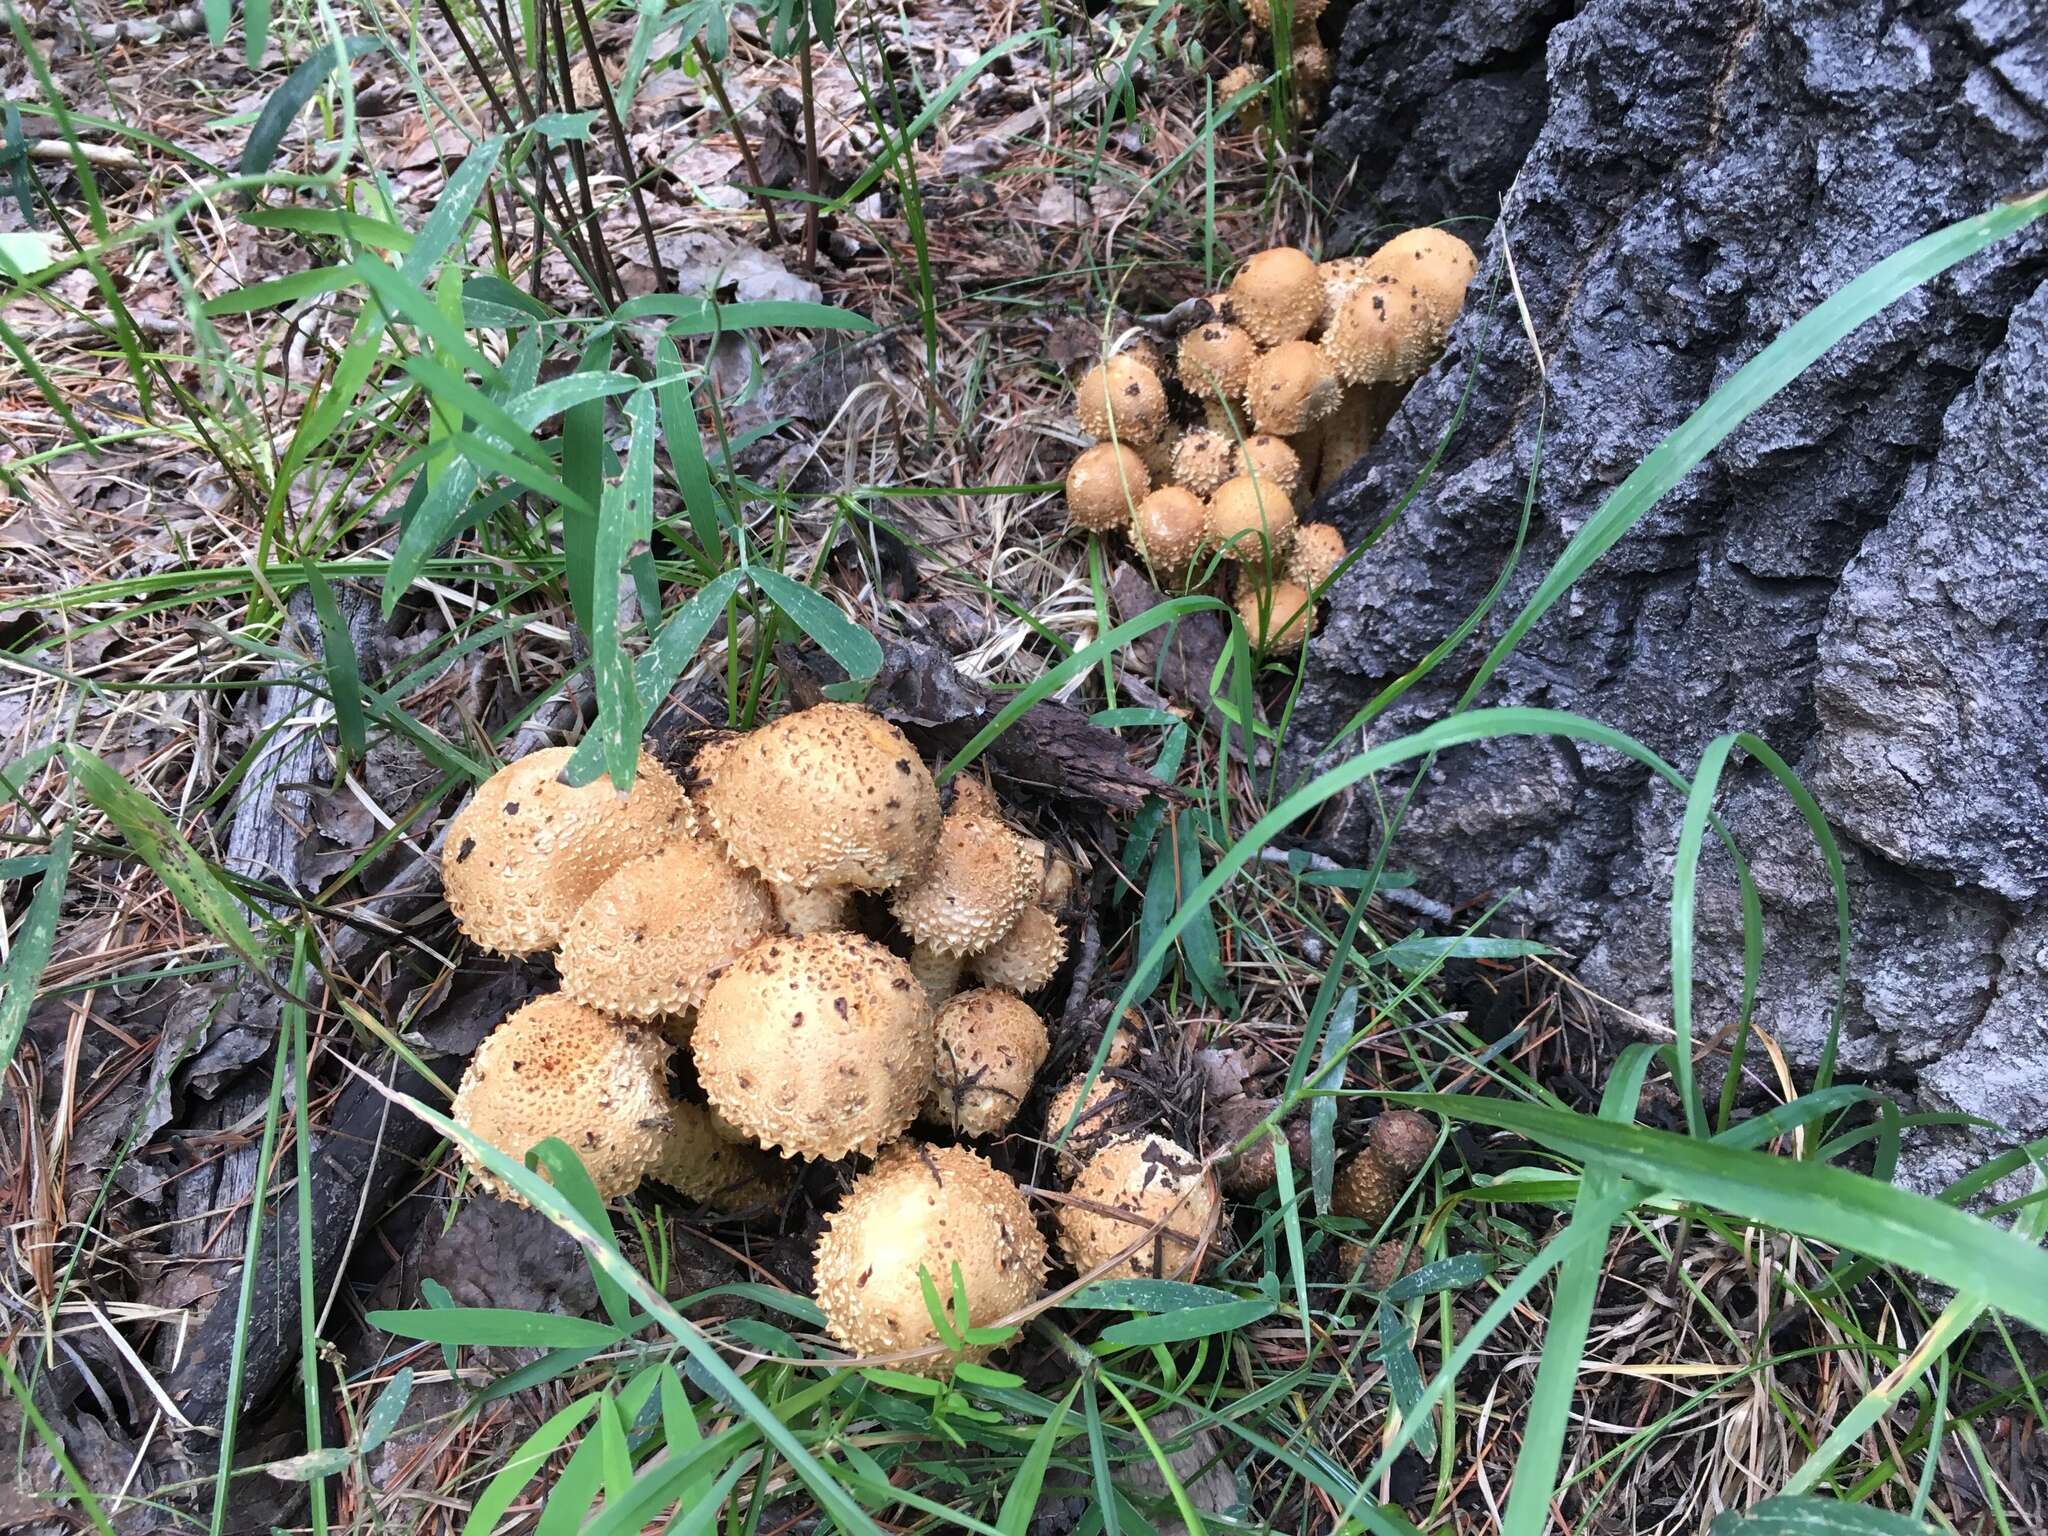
{"left": 1302, "top": 0, "right": 2048, "bottom": 1187}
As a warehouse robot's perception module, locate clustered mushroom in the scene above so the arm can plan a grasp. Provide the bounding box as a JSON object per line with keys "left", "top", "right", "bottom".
{"left": 1060, "top": 229, "right": 1475, "bottom": 655}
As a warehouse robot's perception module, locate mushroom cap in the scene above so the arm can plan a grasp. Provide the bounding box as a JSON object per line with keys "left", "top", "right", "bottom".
{"left": 1331, "top": 1148, "right": 1400, "bottom": 1226}
{"left": 1056, "top": 1135, "right": 1221, "bottom": 1282}
{"left": 1286, "top": 522, "right": 1348, "bottom": 589}
{"left": 1368, "top": 1108, "right": 1437, "bottom": 1175}
{"left": 451, "top": 996, "right": 672, "bottom": 1203}
{"left": 1363, "top": 227, "right": 1479, "bottom": 342}
{"left": 1133, "top": 487, "right": 1210, "bottom": 569}
{"left": 1291, "top": 40, "right": 1333, "bottom": 93}
{"left": 1235, "top": 433, "right": 1303, "bottom": 499}
{"left": 908, "top": 940, "right": 964, "bottom": 1009}
{"left": 1170, "top": 428, "right": 1238, "bottom": 497}
{"left": 1349, "top": 1238, "right": 1424, "bottom": 1291}
{"left": 1236, "top": 579, "right": 1316, "bottom": 655}
{"left": 927, "top": 987, "right": 1051, "bottom": 1136}
{"left": 442, "top": 748, "right": 693, "bottom": 956}
{"left": 557, "top": 835, "right": 777, "bottom": 1019}
{"left": 1318, "top": 255, "right": 1377, "bottom": 328}
{"left": 1227, "top": 247, "right": 1323, "bottom": 346}
{"left": 1043, "top": 1071, "right": 1125, "bottom": 1175}
{"left": 1247, "top": 339, "right": 1342, "bottom": 435}
{"left": 968, "top": 906, "right": 1069, "bottom": 994}
{"left": 1065, "top": 442, "right": 1150, "bottom": 532}
{"left": 1207, "top": 475, "right": 1297, "bottom": 566}
{"left": 1205, "top": 1096, "right": 1314, "bottom": 1198}
{"left": 1176, "top": 320, "right": 1256, "bottom": 405}
{"left": 1104, "top": 1026, "right": 1140, "bottom": 1069}
{"left": 653, "top": 1099, "right": 795, "bottom": 1211}
{"left": 1136, "top": 429, "right": 1179, "bottom": 488}
{"left": 1075, "top": 355, "right": 1169, "bottom": 446}
{"left": 1324, "top": 276, "right": 1439, "bottom": 386}
{"left": 1217, "top": 62, "right": 1262, "bottom": 115}
{"left": 771, "top": 880, "right": 857, "bottom": 935}
{"left": 699, "top": 703, "right": 941, "bottom": 893}
{"left": 889, "top": 803, "right": 1039, "bottom": 957}
{"left": 813, "top": 1142, "right": 1047, "bottom": 1374}
{"left": 693, "top": 931, "right": 934, "bottom": 1161}
{"left": 1246, "top": 0, "right": 1327, "bottom": 29}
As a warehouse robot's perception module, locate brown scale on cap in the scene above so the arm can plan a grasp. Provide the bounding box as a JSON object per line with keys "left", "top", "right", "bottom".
{"left": 1286, "top": 522, "right": 1348, "bottom": 590}
{"left": 451, "top": 996, "right": 672, "bottom": 1204}
{"left": 1291, "top": 41, "right": 1333, "bottom": 100}
{"left": 1227, "top": 247, "right": 1324, "bottom": 346}
{"left": 1171, "top": 428, "right": 1237, "bottom": 498}
{"left": 1132, "top": 487, "right": 1210, "bottom": 570}
{"left": 1235, "top": 433, "right": 1303, "bottom": 499}
{"left": 889, "top": 800, "right": 1039, "bottom": 958}
{"left": 1368, "top": 1108, "right": 1438, "bottom": 1175}
{"left": 653, "top": 1099, "right": 795, "bottom": 1212}
{"left": 1317, "top": 255, "right": 1376, "bottom": 331}
{"left": 441, "top": 747, "right": 692, "bottom": 957}
{"left": 556, "top": 834, "right": 776, "bottom": 1020}
{"left": 1216, "top": 63, "right": 1262, "bottom": 117}
{"left": 968, "top": 906, "right": 1069, "bottom": 994}
{"left": 1362, "top": 227, "right": 1479, "bottom": 347}
{"left": 925, "top": 987, "right": 1051, "bottom": 1136}
{"left": 1324, "top": 275, "right": 1439, "bottom": 386}
{"left": 1065, "top": 442, "right": 1150, "bottom": 533}
{"left": 1056, "top": 1135, "right": 1221, "bottom": 1282}
{"left": 1075, "top": 355, "right": 1169, "bottom": 446}
{"left": 699, "top": 703, "right": 940, "bottom": 893}
{"left": 1248, "top": 339, "right": 1343, "bottom": 436}
{"left": 693, "top": 931, "right": 934, "bottom": 1161}
{"left": 1042, "top": 1071, "right": 1124, "bottom": 1177}
{"left": 1330, "top": 1148, "right": 1401, "bottom": 1227}
{"left": 812, "top": 1142, "right": 1046, "bottom": 1375}
{"left": 1235, "top": 579, "right": 1316, "bottom": 655}
{"left": 1207, "top": 475, "right": 1297, "bottom": 567}
{"left": 1176, "top": 319, "right": 1256, "bottom": 407}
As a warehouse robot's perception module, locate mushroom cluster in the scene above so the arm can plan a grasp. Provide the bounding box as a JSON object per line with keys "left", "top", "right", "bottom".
{"left": 1061, "top": 228, "right": 1477, "bottom": 654}
{"left": 1217, "top": 0, "right": 1334, "bottom": 124}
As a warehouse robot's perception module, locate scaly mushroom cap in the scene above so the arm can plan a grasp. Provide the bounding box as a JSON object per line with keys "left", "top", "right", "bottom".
{"left": 1136, "top": 429, "right": 1179, "bottom": 488}
{"left": 927, "top": 987, "right": 1050, "bottom": 1136}
{"left": 1363, "top": 227, "right": 1479, "bottom": 343}
{"left": 1286, "top": 522, "right": 1348, "bottom": 589}
{"left": 700, "top": 703, "right": 941, "bottom": 893}
{"left": 1246, "top": 0, "right": 1328, "bottom": 30}
{"left": 1043, "top": 1070, "right": 1126, "bottom": 1175}
{"left": 1324, "top": 276, "right": 1439, "bottom": 386}
{"left": 1235, "top": 433, "right": 1303, "bottom": 499}
{"left": 1217, "top": 62, "right": 1262, "bottom": 116}
{"left": 1236, "top": 579, "right": 1316, "bottom": 655}
{"left": 968, "top": 906, "right": 1069, "bottom": 994}
{"left": 1065, "top": 442, "right": 1150, "bottom": 533}
{"left": 1227, "top": 247, "right": 1323, "bottom": 346}
{"left": 1350, "top": 1238, "right": 1423, "bottom": 1291}
{"left": 1171, "top": 428, "right": 1238, "bottom": 497}
{"left": 1075, "top": 355, "right": 1169, "bottom": 446}
{"left": 1331, "top": 1148, "right": 1400, "bottom": 1226}
{"left": 653, "top": 1099, "right": 795, "bottom": 1211}
{"left": 1247, "top": 339, "right": 1342, "bottom": 436}
{"left": 813, "top": 1142, "right": 1047, "bottom": 1374}
{"left": 1056, "top": 1135, "right": 1221, "bottom": 1282}
{"left": 451, "top": 996, "right": 671, "bottom": 1203}
{"left": 557, "top": 835, "right": 777, "bottom": 1019}
{"left": 1176, "top": 320, "right": 1256, "bottom": 406}
{"left": 442, "top": 748, "right": 693, "bottom": 956}
{"left": 1132, "top": 487, "right": 1210, "bottom": 569}
{"left": 693, "top": 931, "right": 934, "bottom": 1161}
{"left": 1291, "top": 41, "right": 1333, "bottom": 96}
{"left": 772, "top": 880, "right": 856, "bottom": 935}
{"left": 889, "top": 803, "right": 1039, "bottom": 958}
{"left": 1207, "top": 475, "right": 1297, "bottom": 566}
{"left": 1318, "top": 255, "right": 1377, "bottom": 329}
{"left": 1368, "top": 1109, "right": 1437, "bottom": 1175}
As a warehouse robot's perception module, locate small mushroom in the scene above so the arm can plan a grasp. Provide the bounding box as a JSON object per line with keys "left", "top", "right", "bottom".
{"left": 1248, "top": 339, "right": 1342, "bottom": 436}
{"left": 1323, "top": 275, "right": 1439, "bottom": 386}
{"left": 1227, "top": 247, "right": 1324, "bottom": 346}
{"left": 451, "top": 996, "right": 672, "bottom": 1204}
{"left": 1065, "top": 442, "right": 1150, "bottom": 533}
{"left": 1362, "top": 227, "right": 1479, "bottom": 344}
{"left": 1286, "top": 522, "right": 1348, "bottom": 589}
{"left": 1207, "top": 474, "right": 1297, "bottom": 567}
{"left": 1348, "top": 1238, "right": 1424, "bottom": 1292}
{"left": 441, "top": 747, "right": 693, "bottom": 956}
{"left": 1368, "top": 1108, "right": 1437, "bottom": 1175}
{"left": 926, "top": 987, "right": 1050, "bottom": 1136}
{"left": 1042, "top": 1071, "right": 1125, "bottom": 1176}
{"left": 1075, "top": 355, "right": 1169, "bottom": 446}
{"left": 556, "top": 835, "right": 777, "bottom": 1020}
{"left": 1217, "top": 63, "right": 1263, "bottom": 117}
{"left": 1330, "top": 1147, "right": 1400, "bottom": 1227}
{"left": 653, "top": 1099, "right": 795, "bottom": 1212}
{"left": 1235, "top": 579, "right": 1316, "bottom": 654}
{"left": 1056, "top": 1135, "right": 1221, "bottom": 1282}
{"left": 1317, "top": 255, "right": 1377, "bottom": 328}
{"left": 1291, "top": 41, "right": 1333, "bottom": 107}
{"left": 693, "top": 931, "right": 934, "bottom": 1161}
{"left": 1132, "top": 487, "right": 1210, "bottom": 570}
{"left": 1176, "top": 319, "right": 1256, "bottom": 407}
{"left": 1235, "top": 433, "right": 1303, "bottom": 499}
{"left": 812, "top": 1142, "right": 1047, "bottom": 1375}
{"left": 1246, "top": 0, "right": 1328, "bottom": 32}
{"left": 1312, "top": 385, "right": 1397, "bottom": 495}
{"left": 889, "top": 798, "right": 1039, "bottom": 959}
{"left": 968, "top": 906, "right": 1069, "bottom": 994}
{"left": 1171, "top": 428, "right": 1238, "bottom": 497}
{"left": 699, "top": 703, "right": 941, "bottom": 893}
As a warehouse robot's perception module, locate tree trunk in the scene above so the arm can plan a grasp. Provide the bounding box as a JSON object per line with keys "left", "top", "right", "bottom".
{"left": 1302, "top": 0, "right": 2048, "bottom": 1189}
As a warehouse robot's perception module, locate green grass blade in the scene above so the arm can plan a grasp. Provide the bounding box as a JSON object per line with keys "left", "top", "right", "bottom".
{"left": 994, "top": 1384, "right": 1079, "bottom": 1536}
{"left": 748, "top": 566, "right": 883, "bottom": 695}
{"left": 459, "top": 1393, "right": 601, "bottom": 1536}
{"left": 301, "top": 566, "right": 367, "bottom": 765}
{"left": 0, "top": 827, "right": 70, "bottom": 1082}
{"left": 239, "top": 38, "right": 380, "bottom": 175}
{"left": 588, "top": 388, "right": 656, "bottom": 788}
{"left": 1711, "top": 1495, "right": 1949, "bottom": 1536}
